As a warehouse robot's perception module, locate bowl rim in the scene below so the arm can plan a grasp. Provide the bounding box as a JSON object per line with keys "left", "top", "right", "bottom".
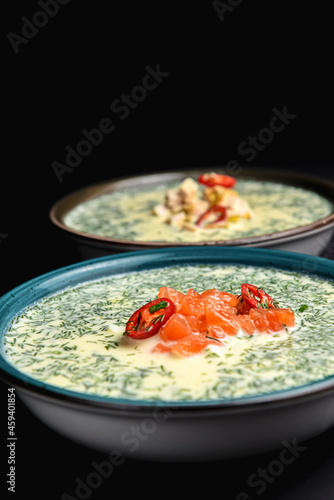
{"left": 1, "top": 246, "right": 334, "bottom": 412}
{"left": 49, "top": 167, "right": 334, "bottom": 249}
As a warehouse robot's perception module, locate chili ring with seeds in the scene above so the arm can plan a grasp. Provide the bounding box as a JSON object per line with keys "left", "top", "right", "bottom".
{"left": 124, "top": 298, "right": 176, "bottom": 339}
{"left": 241, "top": 283, "right": 279, "bottom": 309}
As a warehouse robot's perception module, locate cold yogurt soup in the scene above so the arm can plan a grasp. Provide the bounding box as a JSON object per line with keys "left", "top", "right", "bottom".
{"left": 63, "top": 173, "right": 333, "bottom": 242}
{"left": 3, "top": 263, "right": 334, "bottom": 402}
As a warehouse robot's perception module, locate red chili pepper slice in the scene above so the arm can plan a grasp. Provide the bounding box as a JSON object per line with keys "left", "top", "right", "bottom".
{"left": 198, "top": 173, "right": 236, "bottom": 188}
{"left": 124, "top": 298, "right": 176, "bottom": 339}
{"left": 241, "top": 283, "right": 279, "bottom": 309}
{"left": 196, "top": 206, "right": 227, "bottom": 228}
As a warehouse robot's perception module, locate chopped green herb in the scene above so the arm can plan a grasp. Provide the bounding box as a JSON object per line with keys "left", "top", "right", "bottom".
{"left": 299, "top": 304, "right": 309, "bottom": 313}
{"left": 149, "top": 301, "right": 168, "bottom": 313}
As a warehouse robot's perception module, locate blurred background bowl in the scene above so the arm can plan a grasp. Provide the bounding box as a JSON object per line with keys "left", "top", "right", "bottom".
{"left": 49, "top": 167, "right": 334, "bottom": 259}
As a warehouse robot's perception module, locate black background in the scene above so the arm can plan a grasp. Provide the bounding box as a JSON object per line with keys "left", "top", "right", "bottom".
{"left": 1, "top": 1, "right": 334, "bottom": 499}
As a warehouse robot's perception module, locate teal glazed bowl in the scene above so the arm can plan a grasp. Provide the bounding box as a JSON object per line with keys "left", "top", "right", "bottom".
{"left": 1, "top": 247, "right": 334, "bottom": 462}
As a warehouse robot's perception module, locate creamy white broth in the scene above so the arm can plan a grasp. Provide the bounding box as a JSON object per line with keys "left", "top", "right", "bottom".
{"left": 4, "top": 264, "right": 334, "bottom": 402}
{"left": 63, "top": 179, "right": 333, "bottom": 242}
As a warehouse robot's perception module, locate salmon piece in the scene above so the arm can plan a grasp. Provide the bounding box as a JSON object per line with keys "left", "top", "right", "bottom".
{"left": 203, "top": 289, "right": 238, "bottom": 314}
{"left": 152, "top": 342, "right": 172, "bottom": 353}
{"left": 159, "top": 313, "right": 192, "bottom": 342}
{"left": 185, "top": 314, "right": 208, "bottom": 333}
{"left": 172, "top": 335, "right": 210, "bottom": 357}
{"left": 178, "top": 288, "right": 205, "bottom": 316}
{"left": 229, "top": 294, "right": 240, "bottom": 308}
{"left": 236, "top": 307, "right": 295, "bottom": 335}
{"left": 247, "top": 309, "right": 270, "bottom": 333}
{"left": 154, "top": 286, "right": 295, "bottom": 356}
{"left": 208, "top": 312, "right": 239, "bottom": 336}
{"left": 236, "top": 314, "right": 256, "bottom": 335}
{"left": 201, "top": 289, "right": 235, "bottom": 304}
{"left": 207, "top": 324, "right": 227, "bottom": 339}
{"left": 203, "top": 292, "right": 238, "bottom": 315}
{"left": 273, "top": 308, "right": 295, "bottom": 327}
{"left": 230, "top": 294, "right": 252, "bottom": 315}
{"left": 246, "top": 308, "right": 295, "bottom": 333}
{"left": 159, "top": 287, "right": 206, "bottom": 316}
{"left": 158, "top": 287, "right": 185, "bottom": 311}
{"left": 204, "top": 296, "right": 240, "bottom": 335}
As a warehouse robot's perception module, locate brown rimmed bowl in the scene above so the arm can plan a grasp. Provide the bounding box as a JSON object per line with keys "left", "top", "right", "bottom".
{"left": 49, "top": 168, "right": 334, "bottom": 259}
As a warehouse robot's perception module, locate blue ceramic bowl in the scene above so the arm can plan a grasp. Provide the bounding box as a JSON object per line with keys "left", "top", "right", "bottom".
{"left": 1, "top": 247, "right": 334, "bottom": 461}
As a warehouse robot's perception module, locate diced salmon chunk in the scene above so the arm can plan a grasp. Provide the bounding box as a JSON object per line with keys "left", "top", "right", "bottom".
{"left": 172, "top": 335, "right": 210, "bottom": 357}
{"left": 152, "top": 287, "right": 295, "bottom": 357}
{"left": 159, "top": 314, "right": 192, "bottom": 342}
